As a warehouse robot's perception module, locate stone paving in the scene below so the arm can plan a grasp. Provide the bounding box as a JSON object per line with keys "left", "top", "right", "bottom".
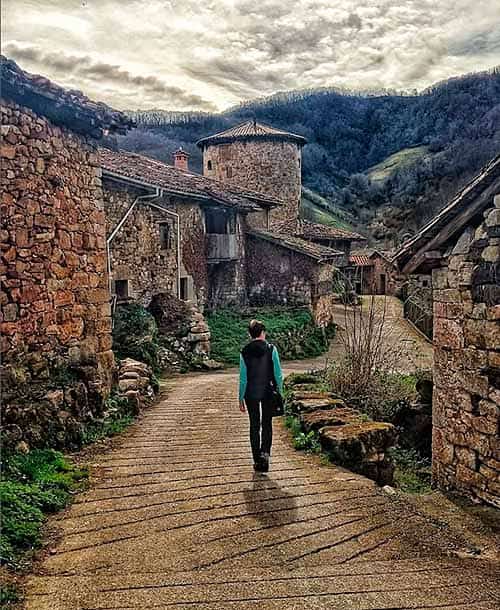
{"left": 26, "top": 369, "right": 499, "bottom": 609}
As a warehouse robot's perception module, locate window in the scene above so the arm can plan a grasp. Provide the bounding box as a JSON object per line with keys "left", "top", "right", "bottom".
{"left": 205, "top": 208, "right": 228, "bottom": 234}
{"left": 180, "top": 277, "right": 188, "bottom": 301}
{"left": 422, "top": 279, "right": 429, "bottom": 288}
{"left": 159, "top": 222, "right": 172, "bottom": 250}
{"left": 207, "top": 160, "right": 213, "bottom": 171}
{"left": 114, "top": 279, "right": 129, "bottom": 299}
{"left": 226, "top": 167, "right": 233, "bottom": 178}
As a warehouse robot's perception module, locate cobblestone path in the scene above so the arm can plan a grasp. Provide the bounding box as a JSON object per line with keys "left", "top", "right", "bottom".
{"left": 26, "top": 371, "right": 499, "bottom": 609}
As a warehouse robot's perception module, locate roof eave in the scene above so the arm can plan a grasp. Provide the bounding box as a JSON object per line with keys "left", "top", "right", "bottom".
{"left": 196, "top": 133, "right": 307, "bottom": 148}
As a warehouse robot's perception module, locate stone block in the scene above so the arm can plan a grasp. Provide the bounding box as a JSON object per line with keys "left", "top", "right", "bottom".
{"left": 471, "top": 415, "right": 497, "bottom": 436}
{"left": 432, "top": 269, "right": 449, "bottom": 289}
{"left": 1, "top": 145, "right": 16, "bottom": 159}
{"left": 3, "top": 303, "right": 18, "bottom": 322}
{"left": 455, "top": 446, "right": 477, "bottom": 470}
{"left": 481, "top": 245, "right": 500, "bottom": 262}
{"left": 289, "top": 395, "right": 345, "bottom": 414}
{"left": 118, "top": 378, "right": 138, "bottom": 392}
{"left": 300, "top": 407, "right": 363, "bottom": 432}
{"left": 434, "top": 318, "right": 464, "bottom": 349}
{"left": 485, "top": 208, "right": 500, "bottom": 227}
{"left": 432, "top": 428, "right": 454, "bottom": 466}
{"left": 319, "top": 421, "right": 397, "bottom": 484}
{"left": 434, "top": 289, "right": 461, "bottom": 303}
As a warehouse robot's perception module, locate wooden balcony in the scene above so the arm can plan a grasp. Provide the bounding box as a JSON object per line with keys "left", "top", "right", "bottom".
{"left": 206, "top": 233, "right": 239, "bottom": 262}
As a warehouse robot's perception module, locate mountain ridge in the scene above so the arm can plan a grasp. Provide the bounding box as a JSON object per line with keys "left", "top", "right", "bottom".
{"left": 117, "top": 66, "right": 500, "bottom": 246}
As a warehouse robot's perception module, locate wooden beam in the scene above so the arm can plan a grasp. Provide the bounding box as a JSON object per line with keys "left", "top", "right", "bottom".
{"left": 402, "top": 180, "right": 500, "bottom": 274}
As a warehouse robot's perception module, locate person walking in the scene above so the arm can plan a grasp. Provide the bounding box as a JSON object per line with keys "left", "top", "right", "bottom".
{"left": 239, "top": 319, "right": 283, "bottom": 472}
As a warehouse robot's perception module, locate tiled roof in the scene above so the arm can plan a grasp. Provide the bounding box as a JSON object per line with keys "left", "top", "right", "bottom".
{"left": 197, "top": 120, "right": 307, "bottom": 147}
{"left": 349, "top": 248, "right": 395, "bottom": 266}
{"left": 1, "top": 56, "right": 134, "bottom": 137}
{"left": 349, "top": 254, "right": 372, "bottom": 266}
{"left": 393, "top": 154, "right": 500, "bottom": 272}
{"left": 100, "top": 148, "right": 281, "bottom": 211}
{"left": 247, "top": 228, "right": 344, "bottom": 261}
{"left": 275, "top": 219, "right": 365, "bottom": 242}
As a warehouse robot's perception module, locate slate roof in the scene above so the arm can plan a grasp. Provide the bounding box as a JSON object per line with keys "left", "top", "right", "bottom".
{"left": 393, "top": 154, "right": 500, "bottom": 272}
{"left": 100, "top": 148, "right": 281, "bottom": 212}
{"left": 0, "top": 56, "right": 134, "bottom": 138}
{"left": 275, "top": 219, "right": 365, "bottom": 242}
{"left": 197, "top": 120, "right": 307, "bottom": 148}
{"left": 247, "top": 228, "right": 344, "bottom": 261}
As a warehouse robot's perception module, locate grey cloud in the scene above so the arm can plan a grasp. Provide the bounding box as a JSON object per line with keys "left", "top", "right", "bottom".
{"left": 4, "top": 42, "right": 217, "bottom": 111}
{"left": 449, "top": 28, "right": 500, "bottom": 57}
{"left": 3, "top": 0, "right": 500, "bottom": 110}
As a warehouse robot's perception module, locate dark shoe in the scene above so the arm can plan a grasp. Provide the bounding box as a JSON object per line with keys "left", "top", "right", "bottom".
{"left": 260, "top": 453, "right": 270, "bottom": 472}
{"left": 253, "top": 458, "right": 264, "bottom": 472}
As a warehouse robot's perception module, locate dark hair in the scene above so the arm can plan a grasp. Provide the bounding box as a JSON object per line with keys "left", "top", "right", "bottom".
{"left": 248, "top": 319, "right": 266, "bottom": 338}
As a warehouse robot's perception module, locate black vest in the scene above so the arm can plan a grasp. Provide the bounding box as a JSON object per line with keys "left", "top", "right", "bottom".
{"left": 241, "top": 340, "right": 273, "bottom": 401}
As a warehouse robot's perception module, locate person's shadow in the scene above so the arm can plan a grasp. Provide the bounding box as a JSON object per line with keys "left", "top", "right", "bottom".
{"left": 243, "top": 473, "right": 298, "bottom": 527}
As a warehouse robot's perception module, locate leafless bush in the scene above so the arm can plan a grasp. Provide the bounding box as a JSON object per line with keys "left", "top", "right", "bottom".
{"left": 329, "top": 278, "right": 418, "bottom": 419}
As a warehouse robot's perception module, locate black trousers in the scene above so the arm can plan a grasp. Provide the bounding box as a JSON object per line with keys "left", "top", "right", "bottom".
{"left": 246, "top": 398, "right": 273, "bottom": 462}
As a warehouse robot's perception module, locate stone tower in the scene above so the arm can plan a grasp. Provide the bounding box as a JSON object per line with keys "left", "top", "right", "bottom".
{"left": 196, "top": 120, "right": 306, "bottom": 228}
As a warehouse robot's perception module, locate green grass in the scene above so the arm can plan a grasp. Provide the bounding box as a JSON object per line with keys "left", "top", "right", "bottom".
{"left": 81, "top": 393, "right": 135, "bottom": 445}
{"left": 300, "top": 187, "right": 355, "bottom": 230}
{"left": 207, "top": 307, "right": 334, "bottom": 365}
{"left": 0, "top": 450, "right": 88, "bottom": 567}
{"left": 367, "top": 146, "right": 429, "bottom": 183}
{"left": 284, "top": 416, "right": 322, "bottom": 454}
{"left": 0, "top": 583, "right": 20, "bottom": 607}
{"left": 389, "top": 447, "right": 432, "bottom": 494}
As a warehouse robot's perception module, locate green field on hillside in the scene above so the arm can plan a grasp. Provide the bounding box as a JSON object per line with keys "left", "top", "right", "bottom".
{"left": 300, "top": 187, "right": 354, "bottom": 230}
{"left": 367, "top": 146, "right": 429, "bottom": 183}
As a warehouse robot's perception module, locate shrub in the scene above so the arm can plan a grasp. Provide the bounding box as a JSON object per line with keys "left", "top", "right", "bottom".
{"left": 112, "top": 303, "right": 160, "bottom": 370}
{"left": 0, "top": 450, "right": 88, "bottom": 565}
{"left": 388, "top": 447, "right": 432, "bottom": 493}
{"left": 81, "top": 393, "right": 135, "bottom": 444}
{"left": 327, "top": 295, "right": 417, "bottom": 420}
{"left": 207, "top": 307, "right": 335, "bottom": 365}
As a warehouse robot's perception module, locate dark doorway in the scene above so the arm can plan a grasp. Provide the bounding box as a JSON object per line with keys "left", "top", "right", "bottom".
{"left": 380, "top": 274, "right": 386, "bottom": 295}
{"left": 115, "top": 279, "right": 129, "bottom": 299}
{"left": 180, "top": 277, "right": 188, "bottom": 301}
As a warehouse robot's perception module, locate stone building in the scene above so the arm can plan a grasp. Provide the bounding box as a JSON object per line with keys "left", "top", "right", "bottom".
{"left": 197, "top": 120, "right": 365, "bottom": 319}
{"left": 246, "top": 228, "right": 344, "bottom": 324}
{"left": 0, "top": 56, "right": 133, "bottom": 447}
{"left": 99, "top": 147, "right": 279, "bottom": 310}
{"left": 197, "top": 120, "right": 305, "bottom": 228}
{"left": 345, "top": 249, "right": 397, "bottom": 295}
{"left": 394, "top": 155, "right": 500, "bottom": 507}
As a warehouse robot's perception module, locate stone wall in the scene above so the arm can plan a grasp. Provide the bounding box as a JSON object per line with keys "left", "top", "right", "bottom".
{"left": 245, "top": 234, "right": 327, "bottom": 306}
{"left": 103, "top": 181, "right": 178, "bottom": 306}
{"left": 1, "top": 98, "right": 113, "bottom": 448}
{"left": 103, "top": 181, "right": 210, "bottom": 308}
{"left": 431, "top": 198, "right": 500, "bottom": 507}
{"left": 203, "top": 139, "right": 301, "bottom": 227}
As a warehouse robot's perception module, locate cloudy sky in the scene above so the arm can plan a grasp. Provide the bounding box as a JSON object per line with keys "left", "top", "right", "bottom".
{"left": 2, "top": 0, "right": 500, "bottom": 112}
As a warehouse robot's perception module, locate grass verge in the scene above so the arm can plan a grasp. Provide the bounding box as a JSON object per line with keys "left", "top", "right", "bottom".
{"left": 0, "top": 450, "right": 88, "bottom": 568}
{"left": 207, "top": 307, "right": 335, "bottom": 365}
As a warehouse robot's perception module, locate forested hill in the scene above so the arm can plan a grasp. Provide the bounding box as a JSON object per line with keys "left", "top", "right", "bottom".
{"left": 118, "top": 68, "right": 500, "bottom": 246}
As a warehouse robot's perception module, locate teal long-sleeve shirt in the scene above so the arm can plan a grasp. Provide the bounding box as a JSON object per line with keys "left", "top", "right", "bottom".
{"left": 239, "top": 344, "right": 283, "bottom": 401}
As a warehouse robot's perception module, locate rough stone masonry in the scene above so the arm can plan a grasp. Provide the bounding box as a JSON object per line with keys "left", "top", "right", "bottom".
{"left": 432, "top": 197, "right": 500, "bottom": 507}
{"left": 0, "top": 84, "right": 131, "bottom": 447}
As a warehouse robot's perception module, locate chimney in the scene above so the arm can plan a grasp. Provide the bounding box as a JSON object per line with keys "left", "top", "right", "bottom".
{"left": 173, "top": 147, "right": 190, "bottom": 171}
